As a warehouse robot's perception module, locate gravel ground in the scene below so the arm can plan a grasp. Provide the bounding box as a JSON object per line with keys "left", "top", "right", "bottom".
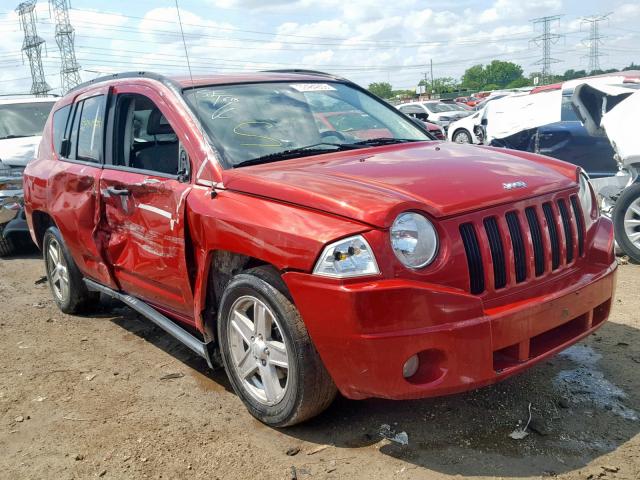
{"left": 1, "top": 254, "right": 638, "bottom": 480}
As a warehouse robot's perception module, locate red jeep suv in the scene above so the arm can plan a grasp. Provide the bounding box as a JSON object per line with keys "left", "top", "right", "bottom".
{"left": 23, "top": 71, "right": 617, "bottom": 426}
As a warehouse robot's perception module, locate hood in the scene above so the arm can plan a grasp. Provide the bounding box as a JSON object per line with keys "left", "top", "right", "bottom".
{"left": 572, "top": 83, "right": 640, "bottom": 167}
{"left": 222, "top": 142, "right": 576, "bottom": 227}
{"left": 0, "top": 136, "right": 41, "bottom": 168}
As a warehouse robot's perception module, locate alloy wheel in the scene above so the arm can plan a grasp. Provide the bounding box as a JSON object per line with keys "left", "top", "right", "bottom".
{"left": 624, "top": 197, "right": 640, "bottom": 249}
{"left": 227, "top": 295, "right": 290, "bottom": 406}
{"left": 46, "top": 238, "right": 70, "bottom": 302}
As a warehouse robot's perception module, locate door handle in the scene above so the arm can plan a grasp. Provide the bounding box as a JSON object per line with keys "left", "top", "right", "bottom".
{"left": 106, "top": 186, "right": 131, "bottom": 196}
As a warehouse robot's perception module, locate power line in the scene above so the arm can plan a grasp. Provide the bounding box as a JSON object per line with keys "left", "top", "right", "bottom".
{"left": 50, "top": 0, "right": 82, "bottom": 92}
{"left": 16, "top": 0, "right": 51, "bottom": 96}
{"left": 531, "top": 15, "right": 564, "bottom": 84}
{"left": 581, "top": 13, "right": 611, "bottom": 73}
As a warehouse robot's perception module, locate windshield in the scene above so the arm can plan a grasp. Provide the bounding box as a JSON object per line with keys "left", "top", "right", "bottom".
{"left": 423, "top": 103, "right": 461, "bottom": 113}
{"left": 184, "top": 81, "right": 429, "bottom": 167}
{"left": 0, "top": 101, "right": 55, "bottom": 140}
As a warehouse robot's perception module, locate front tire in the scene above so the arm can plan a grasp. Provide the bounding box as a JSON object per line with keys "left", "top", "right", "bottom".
{"left": 218, "top": 267, "right": 336, "bottom": 427}
{"left": 613, "top": 183, "right": 640, "bottom": 263}
{"left": 43, "top": 226, "right": 99, "bottom": 314}
{"left": 453, "top": 129, "right": 472, "bottom": 144}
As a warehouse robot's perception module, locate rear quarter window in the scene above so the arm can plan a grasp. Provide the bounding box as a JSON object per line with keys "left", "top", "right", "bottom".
{"left": 52, "top": 104, "right": 71, "bottom": 156}
{"left": 76, "top": 96, "right": 104, "bottom": 162}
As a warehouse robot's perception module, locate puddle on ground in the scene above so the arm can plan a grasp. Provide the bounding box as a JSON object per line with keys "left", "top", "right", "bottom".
{"left": 554, "top": 345, "right": 638, "bottom": 421}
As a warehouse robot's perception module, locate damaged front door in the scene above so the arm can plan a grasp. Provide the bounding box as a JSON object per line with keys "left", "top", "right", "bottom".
{"left": 99, "top": 86, "right": 194, "bottom": 318}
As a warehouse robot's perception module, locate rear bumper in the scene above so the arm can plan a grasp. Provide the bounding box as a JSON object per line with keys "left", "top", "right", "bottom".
{"left": 284, "top": 260, "right": 617, "bottom": 401}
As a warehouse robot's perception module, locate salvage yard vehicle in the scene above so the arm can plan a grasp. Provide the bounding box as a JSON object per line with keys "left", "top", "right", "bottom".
{"left": 572, "top": 80, "right": 640, "bottom": 262}
{"left": 23, "top": 70, "right": 617, "bottom": 427}
{"left": 396, "top": 100, "right": 470, "bottom": 130}
{"left": 0, "top": 97, "right": 55, "bottom": 256}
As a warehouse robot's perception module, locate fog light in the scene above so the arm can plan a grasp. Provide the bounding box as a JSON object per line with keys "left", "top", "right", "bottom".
{"left": 402, "top": 355, "right": 419, "bottom": 378}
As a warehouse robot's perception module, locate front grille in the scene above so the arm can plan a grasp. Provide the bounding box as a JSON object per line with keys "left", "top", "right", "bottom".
{"left": 460, "top": 223, "right": 485, "bottom": 294}
{"left": 525, "top": 207, "right": 545, "bottom": 277}
{"left": 460, "top": 193, "right": 585, "bottom": 294}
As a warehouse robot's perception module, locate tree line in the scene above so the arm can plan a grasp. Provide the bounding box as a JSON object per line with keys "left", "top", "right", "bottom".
{"left": 368, "top": 61, "right": 640, "bottom": 99}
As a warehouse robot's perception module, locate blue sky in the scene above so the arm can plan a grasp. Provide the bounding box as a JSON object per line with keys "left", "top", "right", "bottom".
{"left": 1, "top": 0, "right": 639, "bottom": 95}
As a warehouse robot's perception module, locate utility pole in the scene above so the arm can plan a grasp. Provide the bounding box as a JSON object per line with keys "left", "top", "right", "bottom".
{"left": 16, "top": 0, "right": 51, "bottom": 97}
{"left": 50, "top": 0, "right": 81, "bottom": 92}
{"left": 531, "top": 15, "right": 564, "bottom": 85}
{"left": 581, "top": 13, "right": 611, "bottom": 73}
{"left": 430, "top": 59, "right": 434, "bottom": 97}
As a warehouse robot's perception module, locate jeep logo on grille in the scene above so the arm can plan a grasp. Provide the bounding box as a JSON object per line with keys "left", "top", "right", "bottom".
{"left": 503, "top": 181, "right": 527, "bottom": 190}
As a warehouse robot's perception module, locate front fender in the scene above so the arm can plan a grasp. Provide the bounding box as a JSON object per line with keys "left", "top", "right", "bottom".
{"left": 186, "top": 185, "right": 371, "bottom": 331}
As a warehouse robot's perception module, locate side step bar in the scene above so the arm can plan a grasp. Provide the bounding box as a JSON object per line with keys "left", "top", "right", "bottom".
{"left": 84, "top": 279, "right": 214, "bottom": 368}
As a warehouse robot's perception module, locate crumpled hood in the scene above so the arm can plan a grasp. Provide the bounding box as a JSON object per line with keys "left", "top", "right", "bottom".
{"left": 0, "top": 136, "right": 41, "bottom": 168}
{"left": 222, "top": 142, "right": 576, "bottom": 227}
{"left": 572, "top": 83, "right": 640, "bottom": 167}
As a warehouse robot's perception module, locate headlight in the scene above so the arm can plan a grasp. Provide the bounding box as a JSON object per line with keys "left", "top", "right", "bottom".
{"left": 577, "top": 170, "right": 596, "bottom": 221}
{"left": 390, "top": 212, "right": 439, "bottom": 269}
{"left": 313, "top": 235, "right": 380, "bottom": 278}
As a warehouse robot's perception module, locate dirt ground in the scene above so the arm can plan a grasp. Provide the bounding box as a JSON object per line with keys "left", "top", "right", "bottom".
{"left": 0, "top": 253, "right": 638, "bottom": 480}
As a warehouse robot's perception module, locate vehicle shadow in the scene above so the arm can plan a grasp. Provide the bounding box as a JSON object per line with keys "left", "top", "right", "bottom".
{"left": 93, "top": 296, "right": 233, "bottom": 394}
{"left": 281, "top": 319, "right": 640, "bottom": 477}
{"left": 92, "top": 297, "right": 639, "bottom": 477}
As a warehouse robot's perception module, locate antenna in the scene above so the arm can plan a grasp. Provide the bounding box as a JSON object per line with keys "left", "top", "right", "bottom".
{"left": 174, "top": 0, "right": 195, "bottom": 88}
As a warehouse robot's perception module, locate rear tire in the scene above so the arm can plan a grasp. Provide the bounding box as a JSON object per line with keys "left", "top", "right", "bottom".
{"left": 453, "top": 129, "right": 472, "bottom": 144}
{"left": 613, "top": 183, "right": 640, "bottom": 263}
{"left": 43, "top": 226, "right": 99, "bottom": 314}
{"left": 0, "top": 226, "right": 15, "bottom": 257}
{"left": 218, "top": 266, "right": 336, "bottom": 427}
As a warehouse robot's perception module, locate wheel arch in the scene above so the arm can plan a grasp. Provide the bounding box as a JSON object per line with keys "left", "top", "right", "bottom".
{"left": 198, "top": 250, "right": 288, "bottom": 342}
{"left": 31, "top": 210, "right": 57, "bottom": 250}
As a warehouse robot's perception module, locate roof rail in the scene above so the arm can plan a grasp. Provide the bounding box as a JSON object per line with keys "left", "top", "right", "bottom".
{"left": 65, "top": 71, "right": 178, "bottom": 95}
{"left": 261, "top": 69, "right": 344, "bottom": 80}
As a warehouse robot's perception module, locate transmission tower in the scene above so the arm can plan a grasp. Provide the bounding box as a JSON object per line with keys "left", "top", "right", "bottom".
{"left": 531, "top": 15, "right": 564, "bottom": 85}
{"left": 581, "top": 13, "right": 611, "bottom": 73}
{"left": 50, "top": 0, "right": 81, "bottom": 92}
{"left": 16, "top": 0, "right": 51, "bottom": 97}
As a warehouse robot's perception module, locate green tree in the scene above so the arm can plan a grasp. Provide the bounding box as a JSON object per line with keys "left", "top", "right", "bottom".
{"left": 484, "top": 60, "right": 524, "bottom": 88}
{"left": 461, "top": 61, "right": 525, "bottom": 90}
{"left": 461, "top": 64, "right": 486, "bottom": 90}
{"left": 623, "top": 63, "right": 640, "bottom": 71}
{"left": 506, "top": 77, "right": 532, "bottom": 88}
{"left": 368, "top": 82, "right": 393, "bottom": 99}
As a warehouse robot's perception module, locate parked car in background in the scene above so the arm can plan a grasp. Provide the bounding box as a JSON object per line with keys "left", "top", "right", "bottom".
{"left": 447, "top": 109, "right": 486, "bottom": 144}
{"left": 396, "top": 101, "right": 470, "bottom": 130}
{"left": 455, "top": 96, "right": 479, "bottom": 107}
{"left": 572, "top": 78, "right": 640, "bottom": 262}
{"left": 24, "top": 70, "right": 616, "bottom": 427}
{"left": 0, "top": 97, "right": 55, "bottom": 256}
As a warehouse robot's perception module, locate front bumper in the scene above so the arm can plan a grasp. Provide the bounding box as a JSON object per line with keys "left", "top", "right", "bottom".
{"left": 284, "top": 238, "right": 617, "bottom": 401}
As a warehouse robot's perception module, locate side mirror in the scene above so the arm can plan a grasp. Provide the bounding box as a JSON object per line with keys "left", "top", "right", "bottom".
{"left": 481, "top": 118, "right": 488, "bottom": 126}
{"left": 59, "top": 138, "right": 70, "bottom": 158}
{"left": 177, "top": 145, "right": 190, "bottom": 182}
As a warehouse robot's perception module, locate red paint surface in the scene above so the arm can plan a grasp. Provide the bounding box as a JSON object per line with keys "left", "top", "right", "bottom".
{"left": 24, "top": 72, "right": 616, "bottom": 401}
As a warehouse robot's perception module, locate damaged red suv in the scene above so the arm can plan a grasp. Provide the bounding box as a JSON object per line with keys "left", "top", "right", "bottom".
{"left": 23, "top": 71, "right": 617, "bottom": 426}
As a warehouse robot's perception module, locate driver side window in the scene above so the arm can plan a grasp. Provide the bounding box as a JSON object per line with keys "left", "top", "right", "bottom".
{"left": 113, "top": 94, "right": 180, "bottom": 176}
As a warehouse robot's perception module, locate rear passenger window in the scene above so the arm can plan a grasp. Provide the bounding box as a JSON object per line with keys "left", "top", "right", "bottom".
{"left": 76, "top": 96, "right": 104, "bottom": 162}
{"left": 52, "top": 105, "right": 71, "bottom": 156}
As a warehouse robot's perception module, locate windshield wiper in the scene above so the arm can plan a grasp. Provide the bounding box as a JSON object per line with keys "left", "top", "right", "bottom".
{"left": 233, "top": 142, "right": 361, "bottom": 168}
{"left": 349, "top": 137, "right": 424, "bottom": 146}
